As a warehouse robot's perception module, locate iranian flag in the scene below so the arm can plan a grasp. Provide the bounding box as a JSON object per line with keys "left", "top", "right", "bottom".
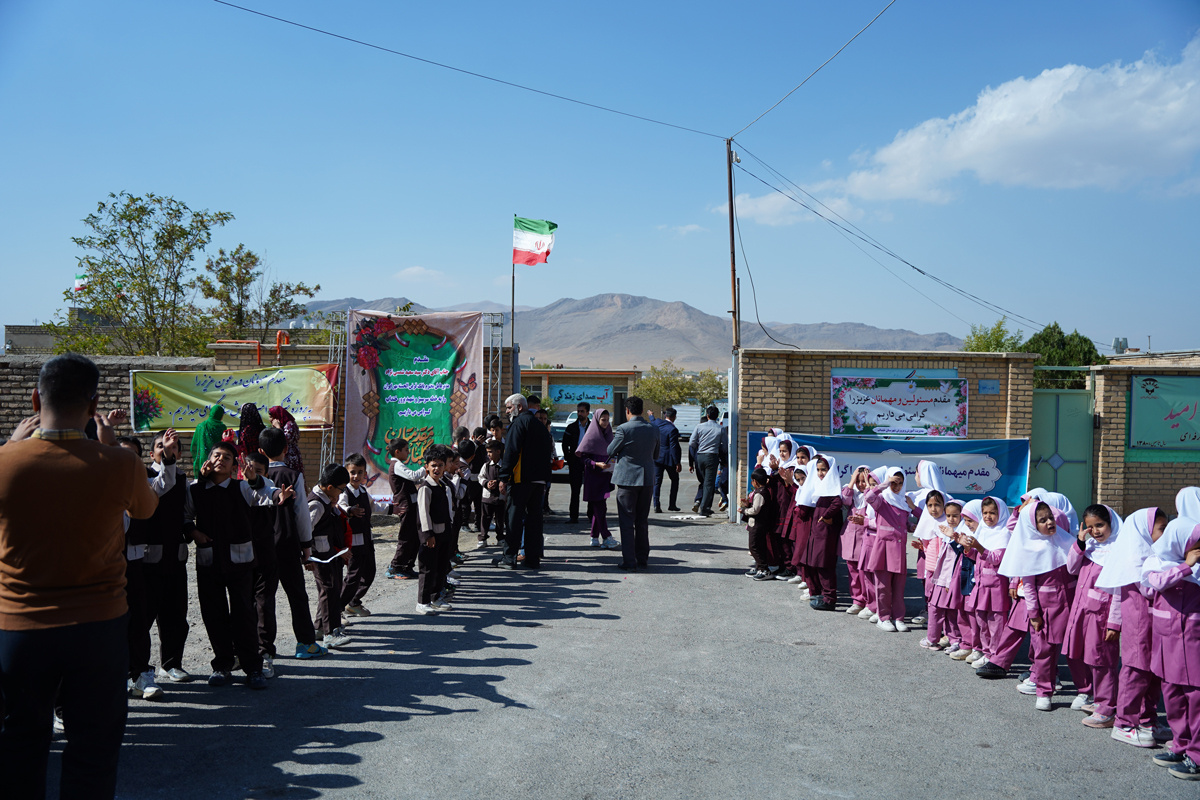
{"left": 73, "top": 273, "right": 87, "bottom": 292}
{"left": 512, "top": 217, "right": 557, "bottom": 265}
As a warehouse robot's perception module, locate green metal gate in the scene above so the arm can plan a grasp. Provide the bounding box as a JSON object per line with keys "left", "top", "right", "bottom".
{"left": 1030, "top": 388, "right": 1094, "bottom": 517}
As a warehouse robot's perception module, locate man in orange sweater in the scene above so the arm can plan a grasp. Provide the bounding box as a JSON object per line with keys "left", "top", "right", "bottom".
{"left": 0, "top": 353, "right": 158, "bottom": 800}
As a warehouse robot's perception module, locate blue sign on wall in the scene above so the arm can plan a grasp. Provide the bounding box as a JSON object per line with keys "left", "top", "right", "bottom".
{"left": 549, "top": 384, "right": 613, "bottom": 405}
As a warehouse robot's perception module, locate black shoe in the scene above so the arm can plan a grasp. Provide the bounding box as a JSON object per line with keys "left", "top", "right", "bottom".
{"left": 615, "top": 563, "right": 637, "bottom": 572}
{"left": 809, "top": 597, "right": 831, "bottom": 611}
{"left": 493, "top": 557, "right": 517, "bottom": 570}
{"left": 1170, "top": 757, "right": 1200, "bottom": 780}
{"left": 774, "top": 569, "right": 796, "bottom": 581}
{"left": 637, "top": 562, "right": 648, "bottom": 569}
{"left": 1155, "top": 751, "right": 1187, "bottom": 767}
{"left": 752, "top": 570, "right": 773, "bottom": 581}
{"left": 208, "top": 670, "right": 231, "bottom": 687}
{"left": 976, "top": 663, "right": 1007, "bottom": 679}
{"left": 247, "top": 671, "right": 268, "bottom": 690}
{"left": 569, "top": 517, "right": 579, "bottom": 523}
{"left": 668, "top": 506, "right": 681, "bottom": 512}
{"left": 654, "top": 506, "right": 663, "bottom": 514}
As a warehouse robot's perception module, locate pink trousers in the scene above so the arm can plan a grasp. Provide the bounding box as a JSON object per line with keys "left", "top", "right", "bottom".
{"left": 977, "top": 610, "right": 1007, "bottom": 658}
{"left": 846, "top": 559, "right": 866, "bottom": 607}
{"left": 1163, "top": 682, "right": 1200, "bottom": 761}
{"left": 873, "top": 570, "right": 907, "bottom": 622}
{"left": 1115, "top": 664, "right": 1161, "bottom": 730}
{"left": 1076, "top": 662, "right": 1119, "bottom": 717}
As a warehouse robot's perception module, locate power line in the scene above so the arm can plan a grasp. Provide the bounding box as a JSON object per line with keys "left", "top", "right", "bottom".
{"left": 731, "top": 169, "right": 803, "bottom": 350}
{"left": 730, "top": 0, "right": 898, "bottom": 138}
{"left": 211, "top": 0, "right": 725, "bottom": 140}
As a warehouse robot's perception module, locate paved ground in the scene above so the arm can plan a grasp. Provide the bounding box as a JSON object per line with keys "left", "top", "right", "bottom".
{"left": 46, "top": 481, "right": 1195, "bottom": 799}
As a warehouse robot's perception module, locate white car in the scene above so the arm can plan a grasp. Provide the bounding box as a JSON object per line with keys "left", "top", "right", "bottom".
{"left": 550, "top": 422, "right": 569, "bottom": 480}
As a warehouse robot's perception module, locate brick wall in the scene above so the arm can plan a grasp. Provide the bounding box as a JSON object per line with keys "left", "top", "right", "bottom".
{"left": 734, "top": 349, "right": 1038, "bottom": 497}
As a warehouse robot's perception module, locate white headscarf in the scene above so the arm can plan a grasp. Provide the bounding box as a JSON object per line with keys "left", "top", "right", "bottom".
{"left": 998, "top": 501, "right": 1075, "bottom": 578}
{"left": 1141, "top": 516, "right": 1200, "bottom": 587}
{"left": 1082, "top": 504, "right": 1124, "bottom": 568}
{"left": 848, "top": 464, "right": 872, "bottom": 509}
{"left": 807, "top": 455, "right": 842, "bottom": 499}
{"left": 879, "top": 467, "right": 909, "bottom": 512}
{"left": 794, "top": 463, "right": 817, "bottom": 508}
{"left": 1096, "top": 507, "right": 1161, "bottom": 590}
{"left": 973, "top": 497, "right": 1012, "bottom": 551}
{"left": 796, "top": 444, "right": 817, "bottom": 465}
{"left": 914, "top": 493, "right": 952, "bottom": 542}
{"left": 1177, "top": 487, "right": 1200, "bottom": 520}
{"left": 1043, "top": 492, "right": 1079, "bottom": 532}
{"left": 776, "top": 433, "right": 797, "bottom": 462}
{"left": 906, "top": 460, "right": 946, "bottom": 509}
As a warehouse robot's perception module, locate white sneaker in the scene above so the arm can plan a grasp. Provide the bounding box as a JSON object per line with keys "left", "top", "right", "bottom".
{"left": 797, "top": 581, "right": 808, "bottom": 590}
{"left": 973, "top": 656, "right": 991, "bottom": 670}
{"left": 601, "top": 537, "right": 621, "bottom": 549}
{"left": 590, "top": 537, "right": 601, "bottom": 547}
{"left": 869, "top": 613, "right": 880, "bottom": 624}
{"left": 445, "top": 575, "right": 461, "bottom": 587}
{"left": 787, "top": 573, "right": 806, "bottom": 584}
{"left": 949, "top": 648, "right": 972, "bottom": 661}
{"left": 911, "top": 615, "right": 927, "bottom": 625}
{"left": 846, "top": 604, "right": 864, "bottom": 615}
{"left": 157, "top": 667, "right": 194, "bottom": 683}
{"left": 798, "top": 590, "right": 811, "bottom": 600}
{"left": 965, "top": 650, "right": 984, "bottom": 663}
{"left": 415, "top": 603, "right": 439, "bottom": 615}
{"left": 1112, "top": 726, "right": 1156, "bottom": 748}
{"left": 894, "top": 620, "right": 910, "bottom": 632}
{"left": 324, "top": 628, "right": 352, "bottom": 648}
{"left": 877, "top": 619, "right": 897, "bottom": 632}
{"left": 431, "top": 597, "right": 453, "bottom": 610}
{"left": 857, "top": 607, "right": 874, "bottom": 620}
{"left": 52, "top": 711, "right": 65, "bottom": 735}
{"left": 1016, "top": 678, "right": 1038, "bottom": 696}
{"left": 1035, "top": 697, "right": 1052, "bottom": 712}
{"left": 945, "top": 643, "right": 961, "bottom": 655}
{"left": 1070, "top": 693, "right": 1094, "bottom": 711}
{"left": 345, "top": 604, "right": 372, "bottom": 617}
{"left": 131, "top": 671, "right": 164, "bottom": 701}
{"left": 262, "top": 654, "right": 275, "bottom": 680}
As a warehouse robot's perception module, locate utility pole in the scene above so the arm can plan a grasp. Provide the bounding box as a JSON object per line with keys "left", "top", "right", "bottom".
{"left": 726, "top": 139, "right": 740, "bottom": 348}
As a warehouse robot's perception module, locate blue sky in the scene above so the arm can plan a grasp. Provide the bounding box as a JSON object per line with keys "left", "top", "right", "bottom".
{"left": 1, "top": 0, "right": 1198, "bottom": 351}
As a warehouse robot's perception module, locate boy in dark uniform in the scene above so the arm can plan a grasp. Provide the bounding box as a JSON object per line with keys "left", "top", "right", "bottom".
{"left": 384, "top": 438, "right": 421, "bottom": 580}
{"left": 307, "top": 464, "right": 353, "bottom": 648}
{"left": 144, "top": 429, "right": 193, "bottom": 685}
{"left": 339, "top": 453, "right": 392, "bottom": 618}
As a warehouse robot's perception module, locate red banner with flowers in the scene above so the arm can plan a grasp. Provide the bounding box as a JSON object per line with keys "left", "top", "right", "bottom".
{"left": 343, "top": 311, "right": 483, "bottom": 481}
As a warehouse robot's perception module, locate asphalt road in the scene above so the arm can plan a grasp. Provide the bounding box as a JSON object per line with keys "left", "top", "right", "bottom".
{"left": 48, "top": 480, "right": 1196, "bottom": 799}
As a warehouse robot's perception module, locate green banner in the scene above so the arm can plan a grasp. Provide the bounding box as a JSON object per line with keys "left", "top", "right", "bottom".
{"left": 1129, "top": 375, "right": 1200, "bottom": 450}
{"left": 130, "top": 364, "right": 339, "bottom": 431}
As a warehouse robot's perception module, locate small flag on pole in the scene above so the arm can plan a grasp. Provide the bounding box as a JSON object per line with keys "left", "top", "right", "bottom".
{"left": 73, "top": 273, "right": 88, "bottom": 292}
{"left": 513, "top": 217, "right": 557, "bottom": 265}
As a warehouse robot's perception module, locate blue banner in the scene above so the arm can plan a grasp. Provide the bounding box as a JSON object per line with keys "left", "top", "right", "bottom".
{"left": 748, "top": 432, "right": 1030, "bottom": 508}
{"left": 549, "top": 384, "right": 613, "bottom": 406}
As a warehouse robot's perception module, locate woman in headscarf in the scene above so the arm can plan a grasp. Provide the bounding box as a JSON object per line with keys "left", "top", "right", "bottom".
{"left": 1096, "top": 507, "right": 1171, "bottom": 747}
{"left": 800, "top": 455, "right": 844, "bottom": 611}
{"left": 190, "top": 404, "right": 227, "bottom": 467}
{"left": 237, "top": 403, "right": 266, "bottom": 463}
{"left": 269, "top": 405, "right": 305, "bottom": 474}
{"left": 576, "top": 408, "right": 618, "bottom": 550}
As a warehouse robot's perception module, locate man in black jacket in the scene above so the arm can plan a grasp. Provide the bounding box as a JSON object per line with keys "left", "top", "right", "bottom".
{"left": 496, "top": 394, "right": 554, "bottom": 570}
{"left": 561, "top": 402, "right": 590, "bottom": 523}
{"left": 652, "top": 407, "right": 682, "bottom": 513}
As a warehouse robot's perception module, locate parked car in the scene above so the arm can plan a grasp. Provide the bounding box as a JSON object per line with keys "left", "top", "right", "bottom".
{"left": 550, "top": 422, "right": 569, "bottom": 481}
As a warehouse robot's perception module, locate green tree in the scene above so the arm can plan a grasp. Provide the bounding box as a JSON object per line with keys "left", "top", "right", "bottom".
{"left": 1019, "top": 322, "right": 1107, "bottom": 388}
{"left": 197, "top": 247, "right": 320, "bottom": 341}
{"left": 634, "top": 359, "right": 688, "bottom": 409}
{"left": 252, "top": 269, "right": 320, "bottom": 339}
{"left": 47, "top": 191, "right": 230, "bottom": 355}
{"left": 688, "top": 369, "right": 728, "bottom": 408}
{"left": 963, "top": 316, "right": 1024, "bottom": 352}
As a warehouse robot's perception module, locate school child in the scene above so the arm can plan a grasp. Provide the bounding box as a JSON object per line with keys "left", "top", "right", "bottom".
{"left": 308, "top": 464, "right": 354, "bottom": 648}
{"left": 1179, "top": 486, "right": 1200, "bottom": 519}
{"left": 998, "top": 501, "right": 1077, "bottom": 711}
{"left": 245, "top": 451, "right": 281, "bottom": 678}
{"left": 907, "top": 460, "right": 946, "bottom": 624}
{"left": 340, "top": 453, "right": 393, "bottom": 618}
{"left": 784, "top": 450, "right": 816, "bottom": 586}
{"left": 142, "top": 429, "right": 193, "bottom": 685}
{"left": 117, "top": 434, "right": 178, "bottom": 700}
{"left": 741, "top": 468, "right": 778, "bottom": 580}
{"left": 915, "top": 490, "right": 957, "bottom": 649}
{"left": 839, "top": 466, "right": 872, "bottom": 615}
{"left": 466, "top": 427, "right": 488, "bottom": 531}
{"left": 1096, "top": 506, "right": 1172, "bottom": 747}
{"left": 959, "top": 497, "right": 1012, "bottom": 675}
{"left": 769, "top": 457, "right": 798, "bottom": 580}
{"left": 1063, "top": 504, "right": 1125, "bottom": 728}
{"left": 415, "top": 445, "right": 460, "bottom": 615}
{"left": 479, "top": 439, "right": 507, "bottom": 546}
{"left": 385, "top": 437, "right": 422, "bottom": 580}
{"left": 863, "top": 467, "right": 912, "bottom": 632}
{"left": 788, "top": 462, "right": 817, "bottom": 592}
{"left": 801, "top": 456, "right": 844, "bottom": 610}
{"left": 442, "top": 441, "right": 473, "bottom": 584}
{"left": 183, "top": 441, "right": 290, "bottom": 689}
{"left": 1140, "top": 515, "right": 1200, "bottom": 779}
{"left": 942, "top": 500, "right": 982, "bottom": 660}
{"left": 259, "top": 427, "right": 327, "bottom": 666}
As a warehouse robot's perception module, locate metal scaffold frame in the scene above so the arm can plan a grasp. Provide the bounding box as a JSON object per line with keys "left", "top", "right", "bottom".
{"left": 482, "top": 312, "right": 505, "bottom": 418}
{"left": 320, "top": 312, "right": 348, "bottom": 468}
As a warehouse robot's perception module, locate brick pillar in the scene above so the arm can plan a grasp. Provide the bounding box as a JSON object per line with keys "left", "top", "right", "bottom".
{"left": 1092, "top": 369, "right": 1128, "bottom": 514}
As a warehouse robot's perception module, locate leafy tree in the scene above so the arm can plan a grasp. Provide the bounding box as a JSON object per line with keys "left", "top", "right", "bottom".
{"left": 963, "top": 316, "right": 1024, "bottom": 352}
{"left": 197, "top": 247, "right": 319, "bottom": 341}
{"left": 252, "top": 269, "right": 320, "bottom": 339}
{"left": 1019, "top": 322, "right": 1107, "bottom": 388}
{"left": 634, "top": 359, "right": 687, "bottom": 409}
{"left": 47, "top": 192, "right": 230, "bottom": 356}
{"left": 688, "top": 368, "right": 728, "bottom": 408}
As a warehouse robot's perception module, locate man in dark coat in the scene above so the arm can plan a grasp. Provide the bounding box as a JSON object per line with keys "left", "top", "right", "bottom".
{"left": 561, "top": 402, "right": 590, "bottom": 523}
{"left": 607, "top": 396, "right": 660, "bottom": 571}
{"left": 652, "top": 407, "right": 681, "bottom": 513}
{"left": 496, "top": 394, "right": 554, "bottom": 570}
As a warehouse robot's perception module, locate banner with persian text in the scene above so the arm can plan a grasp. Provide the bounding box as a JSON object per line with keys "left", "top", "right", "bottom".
{"left": 130, "top": 365, "right": 339, "bottom": 432}
{"left": 831, "top": 375, "right": 968, "bottom": 437}
{"left": 747, "top": 432, "right": 1030, "bottom": 508}
{"left": 344, "top": 311, "right": 483, "bottom": 483}
{"left": 1129, "top": 374, "right": 1200, "bottom": 450}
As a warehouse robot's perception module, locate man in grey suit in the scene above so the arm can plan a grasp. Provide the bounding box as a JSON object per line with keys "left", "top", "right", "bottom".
{"left": 606, "top": 396, "right": 660, "bottom": 570}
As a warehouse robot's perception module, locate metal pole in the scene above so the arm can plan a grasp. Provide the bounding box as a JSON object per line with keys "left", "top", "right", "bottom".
{"left": 726, "top": 139, "right": 739, "bottom": 349}
{"left": 511, "top": 261, "right": 516, "bottom": 354}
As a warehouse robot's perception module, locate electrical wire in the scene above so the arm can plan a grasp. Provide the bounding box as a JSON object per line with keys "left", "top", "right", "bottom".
{"left": 731, "top": 169, "right": 803, "bottom": 350}
{"left": 730, "top": 0, "right": 898, "bottom": 138}
{"left": 211, "top": 0, "right": 725, "bottom": 140}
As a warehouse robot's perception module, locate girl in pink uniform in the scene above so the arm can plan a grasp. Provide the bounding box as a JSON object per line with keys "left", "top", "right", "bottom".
{"left": 1063, "top": 504, "right": 1125, "bottom": 729}
{"left": 864, "top": 467, "right": 912, "bottom": 632}
{"left": 1096, "top": 506, "right": 1171, "bottom": 748}
{"left": 840, "top": 465, "right": 873, "bottom": 615}
{"left": 915, "top": 491, "right": 953, "bottom": 649}
{"left": 959, "top": 497, "right": 1012, "bottom": 676}
{"left": 1140, "top": 516, "right": 1200, "bottom": 780}
{"left": 999, "top": 501, "right": 1077, "bottom": 711}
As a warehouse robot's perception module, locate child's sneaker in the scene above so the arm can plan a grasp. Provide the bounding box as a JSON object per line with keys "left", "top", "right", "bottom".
{"left": 965, "top": 650, "right": 984, "bottom": 663}
{"left": 415, "top": 603, "right": 439, "bottom": 615}
{"left": 445, "top": 574, "right": 461, "bottom": 587}
{"left": 590, "top": 537, "right": 601, "bottom": 548}
{"left": 752, "top": 570, "right": 773, "bottom": 581}
{"left": 845, "top": 604, "right": 864, "bottom": 615}
{"left": 1082, "top": 713, "right": 1114, "bottom": 729}
{"left": 1144, "top": 722, "right": 1174, "bottom": 743}
{"left": 262, "top": 654, "right": 275, "bottom": 679}
{"left": 601, "top": 537, "right": 621, "bottom": 549}
{"left": 919, "top": 638, "right": 942, "bottom": 650}
{"left": 1111, "top": 726, "right": 1155, "bottom": 748}
{"left": 972, "top": 656, "right": 991, "bottom": 670}
{"left": 787, "top": 573, "right": 806, "bottom": 585}
{"left": 1070, "top": 693, "right": 1094, "bottom": 711}
{"left": 157, "top": 667, "right": 194, "bottom": 683}
{"left": 345, "top": 604, "right": 371, "bottom": 618}
{"left": 247, "top": 671, "right": 268, "bottom": 691}
{"left": 857, "top": 607, "right": 874, "bottom": 620}
{"left": 1170, "top": 756, "right": 1200, "bottom": 781}
{"left": 876, "top": 619, "right": 897, "bottom": 632}
{"left": 323, "top": 628, "right": 352, "bottom": 649}
{"left": 1155, "top": 750, "right": 1186, "bottom": 767}
{"left": 894, "top": 620, "right": 910, "bottom": 632}
{"left": 744, "top": 567, "right": 759, "bottom": 578}
{"left": 295, "top": 642, "right": 328, "bottom": 659}
{"left": 1035, "top": 697, "right": 1052, "bottom": 712}
{"left": 1016, "top": 679, "right": 1038, "bottom": 695}
{"left": 130, "top": 671, "right": 164, "bottom": 701}
{"left": 949, "top": 648, "right": 972, "bottom": 661}
{"left": 208, "top": 670, "right": 232, "bottom": 687}
{"left": 431, "top": 596, "right": 453, "bottom": 610}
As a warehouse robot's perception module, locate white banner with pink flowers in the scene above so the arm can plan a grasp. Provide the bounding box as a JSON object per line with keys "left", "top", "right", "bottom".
{"left": 830, "top": 376, "right": 968, "bottom": 437}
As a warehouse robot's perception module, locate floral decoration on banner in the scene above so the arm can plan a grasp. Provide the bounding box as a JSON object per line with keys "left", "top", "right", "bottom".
{"left": 133, "top": 386, "right": 165, "bottom": 430}
{"left": 349, "top": 316, "right": 398, "bottom": 373}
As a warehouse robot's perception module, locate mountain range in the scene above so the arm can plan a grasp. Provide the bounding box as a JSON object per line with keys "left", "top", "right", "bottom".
{"left": 304, "top": 294, "right": 962, "bottom": 371}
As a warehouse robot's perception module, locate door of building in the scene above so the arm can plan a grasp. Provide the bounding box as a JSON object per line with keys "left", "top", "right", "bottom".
{"left": 1030, "top": 389, "right": 1094, "bottom": 517}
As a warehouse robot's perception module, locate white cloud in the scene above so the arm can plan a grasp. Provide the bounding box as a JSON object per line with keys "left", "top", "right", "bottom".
{"left": 658, "top": 223, "right": 706, "bottom": 236}
{"left": 393, "top": 265, "right": 443, "bottom": 282}
{"left": 825, "top": 35, "right": 1200, "bottom": 202}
